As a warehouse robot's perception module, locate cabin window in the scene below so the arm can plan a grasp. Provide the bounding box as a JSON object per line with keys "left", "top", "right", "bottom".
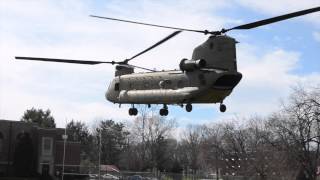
{"left": 159, "top": 79, "right": 172, "bottom": 89}
{"left": 144, "top": 81, "right": 149, "bottom": 88}
{"left": 143, "top": 77, "right": 150, "bottom": 88}
{"left": 159, "top": 81, "right": 165, "bottom": 89}
{"left": 164, "top": 79, "right": 172, "bottom": 85}
{"left": 115, "top": 83, "right": 120, "bottom": 91}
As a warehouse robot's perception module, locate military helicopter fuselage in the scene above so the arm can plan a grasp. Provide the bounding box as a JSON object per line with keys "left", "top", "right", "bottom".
{"left": 106, "top": 35, "right": 242, "bottom": 108}
{"left": 15, "top": 6, "right": 320, "bottom": 116}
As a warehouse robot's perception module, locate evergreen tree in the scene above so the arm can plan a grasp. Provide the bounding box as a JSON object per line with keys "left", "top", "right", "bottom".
{"left": 21, "top": 107, "right": 56, "bottom": 128}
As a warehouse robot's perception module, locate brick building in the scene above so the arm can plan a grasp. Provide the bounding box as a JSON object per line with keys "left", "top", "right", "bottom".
{"left": 0, "top": 119, "right": 80, "bottom": 177}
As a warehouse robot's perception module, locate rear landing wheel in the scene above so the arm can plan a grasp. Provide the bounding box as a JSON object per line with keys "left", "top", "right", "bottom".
{"left": 159, "top": 108, "right": 169, "bottom": 116}
{"left": 219, "top": 104, "right": 226, "bottom": 113}
{"left": 186, "top": 103, "right": 192, "bottom": 112}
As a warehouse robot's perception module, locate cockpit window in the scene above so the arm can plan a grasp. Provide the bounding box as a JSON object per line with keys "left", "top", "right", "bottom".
{"left": 115, "top": 83, "right": 120, "bottom": 91}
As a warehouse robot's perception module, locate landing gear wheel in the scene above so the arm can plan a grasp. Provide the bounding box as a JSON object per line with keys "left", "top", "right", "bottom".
{"left": 129, "top": 108, "right": 138, "bottom": 116}
{"left": 163, "top": 109, "right": 168, "bottom": 116}
{"left": 160, "top": 109, "right": 164, "bottom": 116}
{"left": 129, "top": 108, "right": 133, "bottom": 116}
{"left": 159, "top": 108, "right": 169, "bottom": 116}
{"left": 132, "top": 108, "right": 138, "bottom": 116}
{"left": 186, "top": 103, "right": 192, "bottom": 112}
{"left": 219, "top": 104, "right": 226, "bottom": 113}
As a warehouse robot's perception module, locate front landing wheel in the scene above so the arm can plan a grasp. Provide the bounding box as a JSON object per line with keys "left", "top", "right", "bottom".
{"left": 186, "top": 103, "right": 192, "bottom": 112}
{"left": 129, "top": 108, "right": 138, "bottom": 116}
{"left": 219, "top": 104, "right": 226, "bottom": 113}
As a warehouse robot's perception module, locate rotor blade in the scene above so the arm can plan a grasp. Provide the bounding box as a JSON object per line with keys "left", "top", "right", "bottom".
{"left": 90, "top": 15, "right": 205, "bottom": 34}
{"left": 124, "top": 31, "right": 182, "bottom": 63}
{"left": 227, "top": 6, "right": 320, "bottom": 31}
{"left": 126, "top": 64, "right": 157, "bottom": 72}
{"left": 15, "top": 56, "right": 116, "bottom": 65}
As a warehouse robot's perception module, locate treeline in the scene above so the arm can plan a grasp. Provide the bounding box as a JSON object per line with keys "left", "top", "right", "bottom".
{"left": 22, "top": 85, "right": 320, "bottom": 180}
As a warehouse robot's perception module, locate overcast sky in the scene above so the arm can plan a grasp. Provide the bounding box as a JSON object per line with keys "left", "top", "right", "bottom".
{"left": 1, "top": 0, "right": 320, "bottom": 128}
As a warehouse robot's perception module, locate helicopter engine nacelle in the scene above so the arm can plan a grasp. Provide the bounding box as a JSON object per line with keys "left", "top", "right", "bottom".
{"left": 179, "top": 59, "right": 206, "bottom": 71}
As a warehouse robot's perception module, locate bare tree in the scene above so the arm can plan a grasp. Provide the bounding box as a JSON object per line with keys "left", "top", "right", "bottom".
{"left": 201, "top": 124, "right": 224, "bottom": 179}
{"left": 267, "top": 86, "right": 320, "bottom": 180}
{"left": 201, "top": 119, "right": 284, "bottom": 179}
{"left": 245, "top": 118, "right": 282, "bottom": 179}
{"left": 181, "top": 125, "right": 204, "bottom": 175}
{"left": 128, "top": 107, "right": 176, "bottom": 172}
{"left": 145, "top": 114, "right": 176, "bottom": 172}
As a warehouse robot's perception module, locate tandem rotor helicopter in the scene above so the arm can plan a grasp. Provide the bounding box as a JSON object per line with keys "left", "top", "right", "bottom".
{"left": 16, "top": 6, "right": 320, "bottom": 116}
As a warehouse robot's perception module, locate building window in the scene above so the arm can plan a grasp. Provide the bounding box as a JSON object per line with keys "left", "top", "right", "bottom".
{"left": 42, "top": 137, "right": 53, "bottom": 156}
{"left": 0, "top": 132, "right": 3, "bottom": 153}
{"left": 209, "top": 42, "right": 214, "bottom": 49}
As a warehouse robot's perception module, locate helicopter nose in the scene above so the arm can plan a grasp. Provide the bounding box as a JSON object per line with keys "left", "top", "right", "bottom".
{"left": 105, "top": 88, "right": 115, "bottom": 102}
{"left": 105, "top": 86, "right": 110, "bottom": 99}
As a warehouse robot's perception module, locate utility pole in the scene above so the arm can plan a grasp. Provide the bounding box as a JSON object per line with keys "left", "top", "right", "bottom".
{"left": 216, "top": 151, "right": 218, "bottom": 180}
{"left": 62, "top": 123, "right": 68, "bottom": 180}
{"left": 142, "top": 113, "right": 145, "bottom": 161}
{"left": 6, "top": 122, "right": 12, "bottom": 176}
{"left": 98, "top": 130, "right": 101, "bottom": 180}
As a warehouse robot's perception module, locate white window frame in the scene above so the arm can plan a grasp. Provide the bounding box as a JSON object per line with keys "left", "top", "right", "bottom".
{"left": 42, "top": 137, "right": 53, "bottom": 156}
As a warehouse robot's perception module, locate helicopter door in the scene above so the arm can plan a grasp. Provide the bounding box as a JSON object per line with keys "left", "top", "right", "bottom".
{"left": 114, "top": 82, "right": 120, "bottom": 91}
{"left": 114, "top": 79, "right": 121, "bottom": 101}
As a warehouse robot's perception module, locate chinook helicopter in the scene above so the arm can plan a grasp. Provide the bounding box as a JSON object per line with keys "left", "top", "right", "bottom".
{"left": 16, "top": 6, "right": 320, "bottom": 116}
